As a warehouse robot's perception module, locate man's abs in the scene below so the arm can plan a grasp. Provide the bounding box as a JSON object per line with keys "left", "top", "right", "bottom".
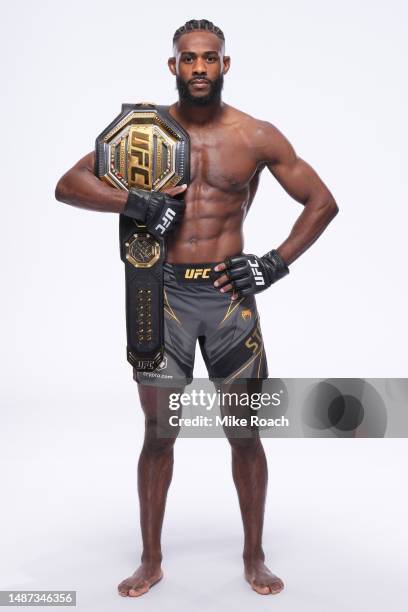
{"left": 166, "top": 172, "right": 262, "bottom": 263}
{"left": 165, "top": 104, "right": 263, "bottom": 264}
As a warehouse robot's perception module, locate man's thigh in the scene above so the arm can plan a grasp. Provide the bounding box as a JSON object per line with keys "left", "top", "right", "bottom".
{"left": 200, "top": 294, "right": 269, "bottom": 384}
{"left": 137, "top": 383, "right": 186, "bottom": 441}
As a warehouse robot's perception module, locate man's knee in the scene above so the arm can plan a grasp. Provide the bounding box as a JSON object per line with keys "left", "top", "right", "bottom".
{"left": 137, "top": 383, "right": 184, "bottom": 453}
{"left": 227, "top": 433, "right": 261, "bottom": 453}
{"left": 143, "top": 417, "right": 179, "bottom": 454}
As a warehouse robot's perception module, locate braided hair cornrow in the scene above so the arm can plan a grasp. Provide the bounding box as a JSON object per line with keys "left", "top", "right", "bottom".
{"left": 173, "top": 19, "right": 225, "bottom": 44}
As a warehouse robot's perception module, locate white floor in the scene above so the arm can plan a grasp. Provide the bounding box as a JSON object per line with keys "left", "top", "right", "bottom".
{"left": 1, "top": 385, "right": 407, "bottom": 612}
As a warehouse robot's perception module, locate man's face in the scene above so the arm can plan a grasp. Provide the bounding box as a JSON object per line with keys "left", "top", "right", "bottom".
{"left": 168, "top": 31, "right": 230, "bottom": 106}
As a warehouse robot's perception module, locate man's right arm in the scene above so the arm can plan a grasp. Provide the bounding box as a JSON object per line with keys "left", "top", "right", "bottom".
{"left": 55, "top": 151, "right": 128, "bottom": 213}
{"left": 55, "top": 152, "right": 187, "bottom": 225}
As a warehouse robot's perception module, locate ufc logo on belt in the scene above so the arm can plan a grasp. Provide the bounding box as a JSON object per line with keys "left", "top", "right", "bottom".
{"left": 136, "top": 359, "right": 154, "bottom": 369}
{"left": 155, "top": 207, "right": 176, "bottom": 235}
{"left": 248, "top": 259, "right": 265, "bottom": 286}
{"left": 184, "top": 268, "right": 211, "bottom": 279}
{"left": 129, "top": 129, "right": 152, "bottom": 189}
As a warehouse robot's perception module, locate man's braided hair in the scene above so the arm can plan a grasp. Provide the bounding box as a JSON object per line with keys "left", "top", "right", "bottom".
{"left": 173, "top": 19, "right": 225, "bottom": 44}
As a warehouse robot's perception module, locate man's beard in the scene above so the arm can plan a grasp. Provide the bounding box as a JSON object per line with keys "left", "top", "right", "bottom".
{"left": 176, "top": 74, "right": 224, "bottom": 106}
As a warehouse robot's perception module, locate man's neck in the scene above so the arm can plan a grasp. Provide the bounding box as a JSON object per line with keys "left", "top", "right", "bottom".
{"left": 172, "top": 99, "right": 225, "bottom": 127}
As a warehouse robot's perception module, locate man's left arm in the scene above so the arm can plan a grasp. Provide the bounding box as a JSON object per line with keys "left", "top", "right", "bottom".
{"left": 214, "top": 121, "right": 339, "bottom": 299}
{"left": 260, "top": 121, "right": 339, "bottom": 264}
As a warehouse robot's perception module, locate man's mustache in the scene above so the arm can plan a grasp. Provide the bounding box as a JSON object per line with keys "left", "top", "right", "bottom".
{"left": 188, "top": 77, "right": 211, "bottom": 84}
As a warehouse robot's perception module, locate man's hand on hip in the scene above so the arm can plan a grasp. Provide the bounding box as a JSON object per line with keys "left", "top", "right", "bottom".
{"left": 213, "top": 250, "right": 289, "bottom": 300}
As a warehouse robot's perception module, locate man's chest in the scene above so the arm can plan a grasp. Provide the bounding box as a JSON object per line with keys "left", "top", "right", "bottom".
{"left": 188, "top": 129, "right": 259, "bottom": 192}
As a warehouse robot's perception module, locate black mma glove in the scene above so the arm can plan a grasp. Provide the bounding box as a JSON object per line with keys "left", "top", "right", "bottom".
{"left": 222, "top": 250, "right": 289, "bottom": 297}
{"left": 124, "top": 187, "right": 185, "bottom": 240}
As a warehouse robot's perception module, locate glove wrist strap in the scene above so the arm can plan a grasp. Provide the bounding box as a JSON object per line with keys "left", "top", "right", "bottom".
{"left": 124, "top": 187, "right": 150, "bottom": 223}
{"left": 262, "top": 249, "right": 290, "bottom": 282}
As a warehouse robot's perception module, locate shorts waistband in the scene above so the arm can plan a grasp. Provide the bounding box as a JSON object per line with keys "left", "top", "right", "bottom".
{"left": 164, "top": 262, "right": 222, "bottom": 284}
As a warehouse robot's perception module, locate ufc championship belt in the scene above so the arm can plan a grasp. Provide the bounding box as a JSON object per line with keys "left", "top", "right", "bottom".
{"left": 95, "top": 103, "right": 190, "bottom": 371}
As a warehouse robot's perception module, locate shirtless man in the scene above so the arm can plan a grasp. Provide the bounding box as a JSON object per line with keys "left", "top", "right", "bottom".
{"left": 55, "top": 19, "right": 338, "bottom": 597}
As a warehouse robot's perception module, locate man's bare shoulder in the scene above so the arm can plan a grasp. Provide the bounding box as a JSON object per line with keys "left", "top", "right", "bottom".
{"left": 223, "top": 105, "right": 291, "bottom": 163}
{"left": 223, "top": 104, "right": 278, "bottom": 132}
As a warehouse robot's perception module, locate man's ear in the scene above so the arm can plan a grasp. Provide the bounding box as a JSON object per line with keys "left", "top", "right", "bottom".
{"left": 222, "top": 55, "right": 231, "bottom": 75}
{"left": 168, "top": 57, "right": 176, "bottom": 75}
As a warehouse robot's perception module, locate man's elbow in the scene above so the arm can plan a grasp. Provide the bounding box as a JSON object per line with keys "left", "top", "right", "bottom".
{"left": 327, "top": 195, "right": 339, "bottom": 220}
{"left": 314, "top": 190, "right": 339, "bottom": 221}
{"left": 307, "top": 191, "right": 339, "bottom": 221}
{"left": 55, "top": 175, "right": 69, "bottom": 204}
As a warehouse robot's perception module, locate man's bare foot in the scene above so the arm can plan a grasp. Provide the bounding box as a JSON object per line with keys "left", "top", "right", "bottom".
{"left": 244, "top": 558, "right": 284, "bottom": 595}
{"left": 118, "top": 562, "right": 163, "bottom": 597}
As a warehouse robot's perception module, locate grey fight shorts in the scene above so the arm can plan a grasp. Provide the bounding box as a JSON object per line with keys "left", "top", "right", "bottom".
{"left": 134, "top": 261, "right": 269, "bottom": 386}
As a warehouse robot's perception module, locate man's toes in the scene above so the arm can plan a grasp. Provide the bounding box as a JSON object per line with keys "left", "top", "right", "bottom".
{"left": 128, "top": 588, "right": 149, "bottom": 597}
{"left": 270, "top": 580, "right": 284, "bottom": 594}
{"left": 128, "top": 583, "right": 149, "bottom": 597}
{"left": 117, "top": 583, "right": 130, "bottom": 597}
{"left": 251, "top": 582, "right": 271, "bottom": 595}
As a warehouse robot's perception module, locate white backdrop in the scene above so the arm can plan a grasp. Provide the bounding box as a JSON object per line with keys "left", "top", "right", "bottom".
{"left": 1, "top": 1, "right": 407, "bottom": 610}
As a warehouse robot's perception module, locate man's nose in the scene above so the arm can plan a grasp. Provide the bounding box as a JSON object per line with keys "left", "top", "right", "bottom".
{"left": 192, "top": 59, "right": 207, "bottom": 76}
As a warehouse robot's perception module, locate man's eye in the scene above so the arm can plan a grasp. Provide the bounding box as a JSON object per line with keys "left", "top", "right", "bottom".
{"left": 184, "top": 57, "right": 193, "bottom": 63}
{"left": 207, "top": 56, "right": 217, "bottom": 62}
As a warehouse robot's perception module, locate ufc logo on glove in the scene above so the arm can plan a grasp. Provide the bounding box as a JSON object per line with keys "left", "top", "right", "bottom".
{"left": 155, "top": 208, "right": 176, "bottom": 235}
{"left": 249, "top": 259, "right": 266, "bottom": 286}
